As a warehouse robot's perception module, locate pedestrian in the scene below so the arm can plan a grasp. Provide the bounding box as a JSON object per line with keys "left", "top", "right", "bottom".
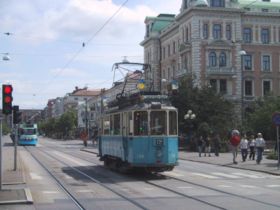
{"left": 212, "top": 133, "right": 221, "bottom": 156}
{"left": 197, "top": 136, "right": 204, "bottom": 157}
{"left": 249, "top": 135, "right": 256, "bottom": 160}
{"left": 204, "top": 135, "right": 211, "bottom": 157}
{"left": 255, "top": 133, "right": 266, "bottom": 164}
{"left": 240, "top": 134, "right": 249, "bottom": 162}
{"left": 230, "top": 129, "right": 241, "bottom": 164}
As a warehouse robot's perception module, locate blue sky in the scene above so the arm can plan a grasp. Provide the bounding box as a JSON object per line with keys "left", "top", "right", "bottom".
{"left": 0, "top": 0, "right": 181, "bottom": 109}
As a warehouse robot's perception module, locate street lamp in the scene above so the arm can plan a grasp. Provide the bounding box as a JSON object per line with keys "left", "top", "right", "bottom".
{"left": 184, "top": 110, "right": 196, "bottom": 149}
{"left": 239, "top": 50, "right": 246, "bottom": 124}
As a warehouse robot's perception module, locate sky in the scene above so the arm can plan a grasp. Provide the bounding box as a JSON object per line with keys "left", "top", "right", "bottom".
{"left": 0, "top": 0, "right": 182, "bottom": 109}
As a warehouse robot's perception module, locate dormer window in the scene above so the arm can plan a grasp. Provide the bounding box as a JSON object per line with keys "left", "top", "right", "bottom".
{"left": 210, "top": 0, "right": 225, "bottom": 7}
{"left": 184, "top": 0, "right": 188, "bottom": 9}
{"left": 146, "top": 24, "right": 150, "bottom": 37}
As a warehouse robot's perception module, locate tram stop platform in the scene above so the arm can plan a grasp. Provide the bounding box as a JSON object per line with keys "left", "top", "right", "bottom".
{"left": 0, "top": 136, "right": 33, "bottom": 205}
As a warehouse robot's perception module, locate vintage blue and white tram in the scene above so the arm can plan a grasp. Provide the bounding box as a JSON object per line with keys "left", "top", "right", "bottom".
{"left": 98, "top": 92, "right": 178, "bottom": 172}
{"left": 18, "top": 123, "right": 38, "bottom": 146}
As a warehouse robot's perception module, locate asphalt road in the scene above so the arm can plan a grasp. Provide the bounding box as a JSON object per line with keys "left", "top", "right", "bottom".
{"left": 16, "top": 137, "right": 280, "bottom": 210}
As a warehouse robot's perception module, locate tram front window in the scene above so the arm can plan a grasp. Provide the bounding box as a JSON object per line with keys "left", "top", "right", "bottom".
{"left": 150, "top": 111, "right": 167, "bottom": 135}
{"left": 134, "top": 111, "right": 148, "bottom": 136}
{"left": 23, "top": 129, "right": 36, "bottom": 135}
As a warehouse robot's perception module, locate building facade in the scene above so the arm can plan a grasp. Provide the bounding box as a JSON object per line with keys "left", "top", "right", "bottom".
{"left": 141, "top": 0, "right": 280, "bottom": 118}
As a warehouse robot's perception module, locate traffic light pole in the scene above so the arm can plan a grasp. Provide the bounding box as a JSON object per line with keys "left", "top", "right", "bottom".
{"left": 14, "top": 124, "right": 18, "bottom": 171}
{"left": 0, "top": 118, "right": 3, "bottom": 190}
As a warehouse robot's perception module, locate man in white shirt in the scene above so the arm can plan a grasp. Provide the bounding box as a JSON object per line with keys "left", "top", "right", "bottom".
{"left": 255, "top": 133, "right": 266, "bottom": 164}
{"left": 240, "top": 135, "right": 249, "bottom": 162}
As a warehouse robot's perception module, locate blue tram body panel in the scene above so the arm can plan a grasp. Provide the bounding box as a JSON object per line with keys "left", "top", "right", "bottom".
{"left": 100, "top": 136, "right": 178, "bottom": 167}
{"left": 18, "top": 135, "right": 38, "bottom": 146}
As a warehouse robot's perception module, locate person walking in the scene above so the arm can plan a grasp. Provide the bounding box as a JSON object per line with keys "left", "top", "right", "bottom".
{"left": 240, "top": 134, "right": 249, "bottom": 162}
{"left": 212, "top": 133, "right": 221, "bottom": 157}
{"left": 197, "top": 136, "right": 204, "bottom": 157}
{"left": 230, "top": 129, "right": 241, "bottom": 164}
{"left": 255, "top": 133, "right": 266, "bottom": 164}
{"left": 204, "top": 135, "right": 211, "bottom": 157}
{"left": 249, "top": 135, "right": 256, "bottom": 160}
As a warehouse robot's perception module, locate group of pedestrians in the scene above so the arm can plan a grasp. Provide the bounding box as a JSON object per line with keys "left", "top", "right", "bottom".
{"left": 196, "top": 130, "right": 266, "bottom": 165}
{"left": 230, "top": 130, "right": 266, "bottom": 164}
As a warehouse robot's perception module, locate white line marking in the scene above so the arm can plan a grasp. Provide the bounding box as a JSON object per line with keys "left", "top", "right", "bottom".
{"left": 240, "top": 185, "right": 257, "bottom": 188}
{"left": 192, "top": 173, "right": 219, "bottom": 179}
{"left": 267, "top": 185, "right": 280, "bottom": 188}
{"left": 43, "top": 191, "right": 59, "bottom": 194}
{"left": 77, "top": 190, "right": 92, "bottom": 193}
{"left": 64, "top": 174, "right": 72, "bottom": 179}
{"left": 164, "top": 171, "right": 184, "bottom": 177}
{"left": 218, "top": 185, "right": 232, "bottom": 188}
{"left": 212, "top": 172, "right": 240, "bottom": 179}
{"left": 177, "top": 186, "right": 193, "bottom": 189}
{"left": 30, "top": 172, "right": 43, "bottom": 180}
{"left": 232, "top": 172, "right": 263, "bottom": 179}
{"left": 143, "top": 188, "right": 154, "bottom": 191}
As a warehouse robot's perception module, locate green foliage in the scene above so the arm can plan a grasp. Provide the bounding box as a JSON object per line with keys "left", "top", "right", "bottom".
{"left": 245, "top": 96, "right": 280, "bottom": 140}
{"left": 170, "top": 76, "right": 235, "bottom": 139}
{"left": 2, "top": 122, "right": 11, "bottom": 135}
{"left": 266, "top": 151, "right": 278, "bottom": 160}
{"left": 39, "top": 109, "right": 77, "bottom": 139}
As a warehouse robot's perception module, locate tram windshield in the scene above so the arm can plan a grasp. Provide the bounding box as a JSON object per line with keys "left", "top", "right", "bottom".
{"left": 20, "top": 128, "right": 36, "bottom": 135}
{"left": 150, "top": 111, "right": 167, "bottom": 135}
{"left": 169, "top": 111, "right": 178, "bottom": 135}
{"left": 134, "top": 111, "right": 148, "bottom": 136}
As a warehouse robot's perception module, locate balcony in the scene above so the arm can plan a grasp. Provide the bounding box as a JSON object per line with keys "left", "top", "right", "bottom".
{"left": 206, "top": 67, "right": 236, "bottom": 76}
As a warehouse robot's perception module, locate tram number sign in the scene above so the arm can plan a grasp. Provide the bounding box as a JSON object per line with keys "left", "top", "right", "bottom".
{"left": 155, "top": 139, "right": 164, "bottom": 146}
{"left": 272, "top": 112, "right": 280, "bottom": 126}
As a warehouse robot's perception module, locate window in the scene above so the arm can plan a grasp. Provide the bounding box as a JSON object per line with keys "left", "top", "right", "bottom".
{"left": 262, "top": 55, "right": 270, "bottom": 71}
{"left": 168, "top": 45, "right": 171, "bottom": 56}
{"left": 210, "top": 79, "right": 217, "bottom": 92}
{"left": 150, "top": 111, "right": 167, "bottom": 135}
{"left": 245, "top": 80, "right": 253, "bottom": 96}
{"left": 146, "top": 24, "right": 150, "bottom": 37}
{"left": 243, "top": 28, "right": 252, "bottom": 43}
{"left": 213, "top": 24, "right": 222, "bottom": 39}
{"left": 261, "top": 28, "right": 270, "bottom": 44}
{"left": 173, "top": 41, "right": 176, "bottom": 54}
{"left": 210, "top": 0, "right": 225, "bottom": 7}
{"left": 219, "top": 52, "right": 227, "bottom": 67}
{"left": 203, "top": 23, "right": 208, "bottom": 39}
{"left": 169, "top": 111, "right": 177, "bottom": 135}
{"left": 243, "top": 54, "right": 252, "bottom": 70}
{"left": 103, "top": 116, "right": 110, "bottom": 135}
{"left": 226, "top": 24, "right": 231, "bottom": 40}
{"left": 263, "top": 80, "right": 271, "bottom": 96}
{"left": 113, "top": 114, "right": 121, "bottom": 135}
{"left": 134, "top": 111, "right": 148, "bottom": 136}
{"left": 262, "top": 8, "right": 268, "bottom": 12}
{"left": 186, "top": 28, "right": 189, "bottom": 42}
{"left": 162, "top": 47, "right": 166, "bottom": 59}
{"left": 209, "top": 51, "right": 217, "bottom": 67}
{"left": 184, "top": 0, "right": 188, "bottom": 9}
{"left": 220, "top": 79, "right": 227, "bottom": 94}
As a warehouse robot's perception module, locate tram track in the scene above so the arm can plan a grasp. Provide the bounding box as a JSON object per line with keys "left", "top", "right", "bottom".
{"left": 52, "top": 144, "right": 280, "bottom": 210}
{"left": 32, "top": 142, "right": 280, "bottom": 210}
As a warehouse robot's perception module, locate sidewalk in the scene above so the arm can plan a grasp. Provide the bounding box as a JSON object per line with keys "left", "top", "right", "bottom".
{"left": 0, "top": 135, "right": 33, "bottom": 205}
{"left": 81, "top": 145, "right": 280, "bottom": 176}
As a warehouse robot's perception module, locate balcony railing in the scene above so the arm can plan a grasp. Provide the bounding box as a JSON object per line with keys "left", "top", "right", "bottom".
{"left": 206, "top": 66, "right": 236, "bottom": 75}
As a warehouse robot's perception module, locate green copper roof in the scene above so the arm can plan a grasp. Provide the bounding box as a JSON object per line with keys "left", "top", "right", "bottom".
{"left": 146, "top": 14, "right": 175, "bottom": 33}
{"left": 239, "top": 0, "right": 280, "bottom": 9}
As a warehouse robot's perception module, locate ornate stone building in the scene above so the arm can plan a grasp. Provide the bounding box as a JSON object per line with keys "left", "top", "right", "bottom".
{"left": 141, "top": 0, "right": 280, "bottom": 118}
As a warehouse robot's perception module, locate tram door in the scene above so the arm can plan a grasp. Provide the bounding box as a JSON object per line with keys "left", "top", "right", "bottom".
{"left": 122, "top": 112, "right": 128, "bottom": 160}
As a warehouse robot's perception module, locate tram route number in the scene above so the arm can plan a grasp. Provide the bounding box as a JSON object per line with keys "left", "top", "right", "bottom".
{"left": 155, "top": 138, "right": 164, "bottom": 146}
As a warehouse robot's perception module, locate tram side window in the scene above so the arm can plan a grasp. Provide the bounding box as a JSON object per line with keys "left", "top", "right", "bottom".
{"left": 110, "top": 115, "right": 114, "bottom": 135}
{"left": 150, "top": 111, "right": 167, "bottom": 135}
{"left": 103, "top": 117, "right": 110, "bottom": 135}
{"left": 169, "top": 111, "right": 178, "bottom": 135}
{"left": 113, "top": 114, "right": 121, "bottom": 135}
{"left": 134, "top": 111, "right": 148, "bottom": 136}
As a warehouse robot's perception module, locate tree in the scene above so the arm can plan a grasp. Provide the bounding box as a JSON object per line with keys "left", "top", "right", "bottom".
{"left": 170, "top": 76, "right": 235, "bottom": 139}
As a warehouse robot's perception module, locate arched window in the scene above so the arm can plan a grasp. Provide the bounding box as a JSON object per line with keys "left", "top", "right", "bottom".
{"left": 209, "top": 52, "right": 217, "bottom": 67}
{"left": 219, "top": 52, "right": 226, "bottom": 67}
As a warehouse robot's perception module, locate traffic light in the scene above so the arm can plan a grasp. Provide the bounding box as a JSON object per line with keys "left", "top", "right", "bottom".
{"left": 2, "top": 84, "right": 13, "bottom": 115}
{"left": 13, "top": 105, "right": 22, "bottom": 124}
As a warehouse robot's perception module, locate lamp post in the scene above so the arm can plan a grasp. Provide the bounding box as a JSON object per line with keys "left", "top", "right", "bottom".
{"left": 184, "top": 110, "right": 196, "bottom": 149}
{"left": 239, "top": 50, "right": 246, "bottom": 124}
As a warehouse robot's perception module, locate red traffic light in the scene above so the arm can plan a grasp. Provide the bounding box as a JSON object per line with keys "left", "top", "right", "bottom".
{"left": 3, "top": 85, "right": 13, "bottom": 94}
{"left": 4, "top": 96, "right": 12, "bottom": 103}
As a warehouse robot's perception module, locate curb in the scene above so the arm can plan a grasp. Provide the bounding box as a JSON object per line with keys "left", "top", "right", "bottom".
{"left": 0, "top": 188, "right": 33, "bottom": 205}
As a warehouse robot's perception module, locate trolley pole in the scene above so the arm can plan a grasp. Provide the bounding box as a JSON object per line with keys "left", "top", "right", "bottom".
{"left": 0, "top": 118, "right": 3, "bottom": 190}
{"left": 14, "top": 124, "right": 18, "bottom": 171}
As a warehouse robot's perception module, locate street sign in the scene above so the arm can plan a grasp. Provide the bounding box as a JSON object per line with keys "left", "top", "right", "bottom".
{"left": 272, "top": 112, "right": 280, "bottom": 126}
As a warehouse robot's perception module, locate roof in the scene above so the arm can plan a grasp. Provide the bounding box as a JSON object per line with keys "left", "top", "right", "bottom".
{"left": 239, "top": 0, "right": 280, "bottom": 9}
{"left": 145, "top": 14, "right": 175, "bottom": 33}
{"left": 71, "top": 89, "right": 101, "bottom": 97}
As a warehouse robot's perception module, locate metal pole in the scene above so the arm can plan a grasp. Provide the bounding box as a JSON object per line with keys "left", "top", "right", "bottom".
{"left": 14, "top": 124, "right": 17, "bottom": 171}
{"left": 277, "top": 126, "right": 280, "bottom": 170}
{"left": 0, "top": 119, "right": 3, "bottom": 190}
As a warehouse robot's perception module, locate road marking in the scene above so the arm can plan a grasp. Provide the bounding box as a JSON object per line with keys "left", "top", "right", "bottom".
{"left": 76, "top": 189, "right": 92, "bottom": 193}
{"left": 218, "top": 185, "right": 232, "bottom": 188}
{"left": 143, "top": 188, "right": 154, "bottom": 191}
{"left": 267, "top": 185, "right": 280, "bottom": 188}
{"left": 43, "top": 191, "right": 59, "bottom": 194}
{"left": 64, "top": 174, "right": 73, "bottom": 179}
{"left": 164, "top": 171, "right": 184, "bottom": 177}
{"left": 232, "top": 172, "right": 264, "bottom": 179}
{"left": 212, "top": 172, "right": 240, "bottom": 179}
{"left": 30, "top": 172, "right": 43, "bottom": 180}
{"left": 240, "top": 185, "right": 257, "bottom": 188}
{"left": 177, "top": 186, "right": 193, "bottom": 189}
{"left": 52, "top": 151, "right": 88, "bottom": 166}
{"left": 192, "top": 173, "right": 219, "bottom": 179}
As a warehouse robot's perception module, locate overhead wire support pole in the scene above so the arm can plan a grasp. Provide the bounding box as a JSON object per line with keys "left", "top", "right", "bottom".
{"left": 0, "top": 118, "right": 3, "bottom": 190}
